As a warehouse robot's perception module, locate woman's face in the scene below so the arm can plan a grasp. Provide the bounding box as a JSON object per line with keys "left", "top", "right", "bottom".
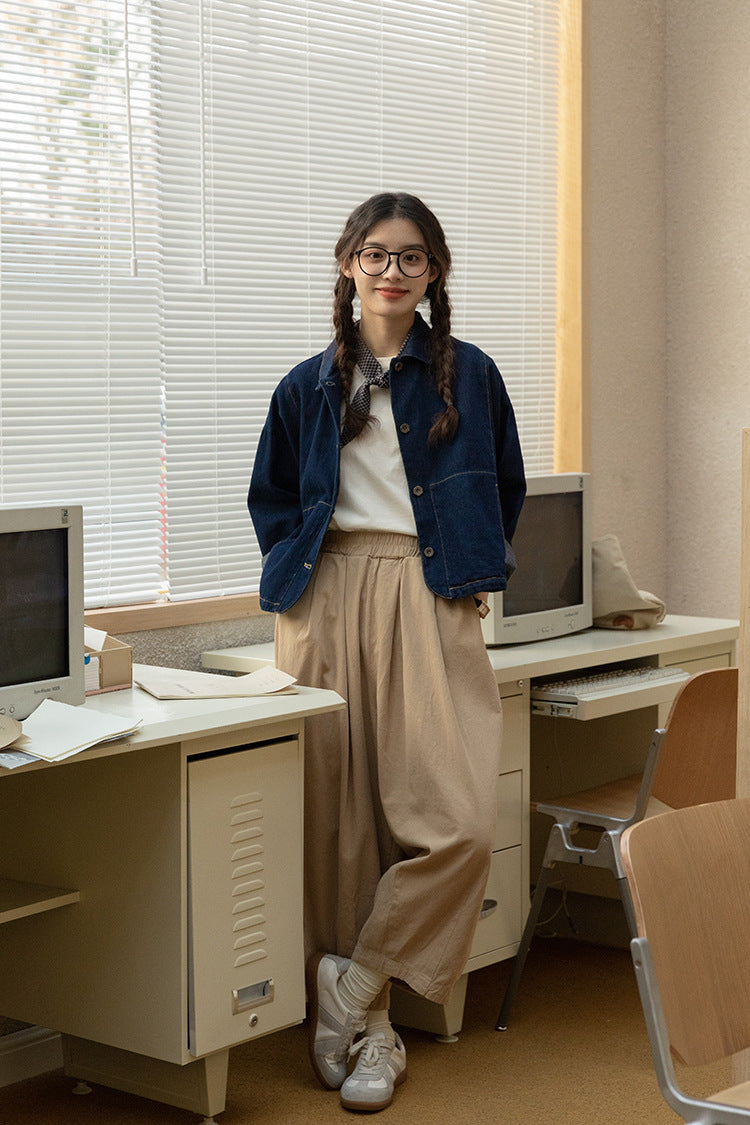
{"left": 342, "top": 216, "right": 439, "bottom": 333}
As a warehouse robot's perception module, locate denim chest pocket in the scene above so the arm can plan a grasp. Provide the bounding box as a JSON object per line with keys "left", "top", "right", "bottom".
{"left": 429, "top": 471, "right": 506, "bottom": 589}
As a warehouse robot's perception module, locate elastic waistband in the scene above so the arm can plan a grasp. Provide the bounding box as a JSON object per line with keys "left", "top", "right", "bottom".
{"left": 321, "top": 529, "right": 420, "bottom": 559}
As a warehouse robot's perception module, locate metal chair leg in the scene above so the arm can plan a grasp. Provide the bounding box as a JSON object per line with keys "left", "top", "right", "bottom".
{"left": 617, "top": 874, "right": 639, "bottom": 938}
{"left": 496, "top": 862, "right": 555, "bottom": 1030}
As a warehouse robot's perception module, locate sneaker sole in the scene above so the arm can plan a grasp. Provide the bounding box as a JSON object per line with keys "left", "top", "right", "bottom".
{"left": 340, "top": 1065, "right": 408, "bottom": 1112}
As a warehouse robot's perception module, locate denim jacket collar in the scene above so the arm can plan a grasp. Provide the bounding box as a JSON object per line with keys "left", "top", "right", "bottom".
{"left": 315, "top": 310, "right": 432, "bottom": 392}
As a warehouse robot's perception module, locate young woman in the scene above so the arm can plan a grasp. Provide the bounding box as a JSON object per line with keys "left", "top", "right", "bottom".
{"left": 248, "top": 192, "right": 525, "bottom": 1112}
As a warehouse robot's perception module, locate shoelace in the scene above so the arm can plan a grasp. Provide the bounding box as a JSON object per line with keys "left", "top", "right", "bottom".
{"left": 323, "top": 1010, "right": 366, "bottom": 1063}
{"left": 348, "top": 1033, "right": 393, "bottom": 1070}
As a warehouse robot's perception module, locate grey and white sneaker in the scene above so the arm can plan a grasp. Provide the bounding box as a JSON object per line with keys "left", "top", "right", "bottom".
{"left": 306, "top": 952, "right": 365, "bottom": 1090}
{"left": 340, "top": 1030, "right": 407, "bottom": 1112}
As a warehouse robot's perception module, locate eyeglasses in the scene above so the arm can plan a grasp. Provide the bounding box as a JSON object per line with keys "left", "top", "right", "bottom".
{"left": 353, "top": 247, "right": 433, "bottom": 278}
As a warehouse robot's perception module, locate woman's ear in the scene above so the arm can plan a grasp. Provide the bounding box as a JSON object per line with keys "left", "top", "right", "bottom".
{"left": 340, "top": 256, "right": 354, "bottom": 280}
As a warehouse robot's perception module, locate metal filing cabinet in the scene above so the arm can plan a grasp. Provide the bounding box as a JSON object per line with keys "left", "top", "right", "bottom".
{"left": 187, "top": 738, "right": 304, "bottom": 1057}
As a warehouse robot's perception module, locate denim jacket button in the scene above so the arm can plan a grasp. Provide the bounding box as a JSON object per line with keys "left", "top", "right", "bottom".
{"left": 412, "top": 485, "right": 423, "bottom": 497}
{"left": 399, "top": 422, "right": 410, "bottom": 434}
{"left": 394, "top": 361, "right": 403, "bottom": 372}
{"left": 423, "top": 546, "right": 435, "bottom": 558}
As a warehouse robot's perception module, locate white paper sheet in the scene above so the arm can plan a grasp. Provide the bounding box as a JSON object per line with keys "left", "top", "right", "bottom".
{"left": 7, "top": 699, "right": 142, "bottom": 763}
{"left": 133, "top": 664, "right": 297, "bottom": 700}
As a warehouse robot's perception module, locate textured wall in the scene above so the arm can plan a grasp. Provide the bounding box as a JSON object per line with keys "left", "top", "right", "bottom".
{"left": 588, "top": 0, "right": 749, "bottom": 620}
{"left": 586, "top": 0, "right": 670, "bottom": 607}
{"left": 664, "top": 0, "right": 750, "bottom": 616}
{"left": 119, "top": 612, "right": 275, "bottom": 674}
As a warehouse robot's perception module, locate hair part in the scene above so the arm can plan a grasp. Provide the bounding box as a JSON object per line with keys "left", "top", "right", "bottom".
{"left": 333, "top": 192, "right": 458, "bottom": 444}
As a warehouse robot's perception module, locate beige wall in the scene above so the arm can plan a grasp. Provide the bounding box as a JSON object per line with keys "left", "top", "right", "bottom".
{"left": 587, "top": 0, "right": 749, "bottom": 620}
{"left": 586, "top": 0, "right": 668, "bottom": 607}
{"left": 664, "top": 0, "right": 750, "bottom": 617}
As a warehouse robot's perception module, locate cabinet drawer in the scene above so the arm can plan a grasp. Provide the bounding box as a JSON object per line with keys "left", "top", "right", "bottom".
{"left": 499, "top": 687, "right": 529, "bottom": 775}
{"left": 187, "top": 739, "right": 305, "bottom": 1057}
{"left": 466, "top": 846, "right": 523, "bottom": 968}
{"left": 494, "top": 771, "right": 523, "bottom": 851}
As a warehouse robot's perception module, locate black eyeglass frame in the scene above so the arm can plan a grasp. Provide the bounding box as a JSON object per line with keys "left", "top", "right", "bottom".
{"left": 353, "top": 248, "right": 434, "bottom": 278}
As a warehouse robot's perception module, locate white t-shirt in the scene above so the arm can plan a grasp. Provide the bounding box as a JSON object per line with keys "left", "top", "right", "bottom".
{"left": 330, "top": 359, "right": 417, "bottom": 536}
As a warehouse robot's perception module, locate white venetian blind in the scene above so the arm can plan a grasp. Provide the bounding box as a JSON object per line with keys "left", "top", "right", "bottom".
{"left": 0, "top": 0, "right": 559, "bottom": 607}
{"left": 0, "top": 0, "right": 163, "bottom": 606}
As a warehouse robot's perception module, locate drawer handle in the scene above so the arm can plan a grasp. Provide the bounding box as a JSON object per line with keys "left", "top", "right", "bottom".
{"left": 479, "top": 898, "right": 498, "bottom": 920}
{"left": 232, "top": 978, "right": 274, "bottom": 1014}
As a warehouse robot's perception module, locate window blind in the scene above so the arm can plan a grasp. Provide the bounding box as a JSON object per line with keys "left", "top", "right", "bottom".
{"left": 0, "top": 0, "right": 559, "bottom": 607}
{"left": 0, "top": 1, "right": 164, "bottom": 606}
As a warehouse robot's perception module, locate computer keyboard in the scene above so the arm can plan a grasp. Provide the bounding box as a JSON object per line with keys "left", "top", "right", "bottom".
{"left": 535, "top": 665, "right": 688, "bottom": 700}
{"left": 530, "top": 664, "right": 690, "bottom": 719}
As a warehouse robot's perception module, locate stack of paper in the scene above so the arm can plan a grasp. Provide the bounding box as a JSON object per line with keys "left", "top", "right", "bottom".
{"left": 133, "top": 664, "right": 297, "bottom": 700}
{"left": 0, "top": 699, "right": 141, "bottom": 769}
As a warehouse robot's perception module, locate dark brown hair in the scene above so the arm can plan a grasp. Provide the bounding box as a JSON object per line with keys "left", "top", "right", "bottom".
{"left": 333, "top": 192, "right": 457, "bottom": 444}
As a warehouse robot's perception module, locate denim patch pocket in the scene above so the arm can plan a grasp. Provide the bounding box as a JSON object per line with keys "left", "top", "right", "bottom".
{"left": 429, "top": 471, "right": 507, "bottom": 592}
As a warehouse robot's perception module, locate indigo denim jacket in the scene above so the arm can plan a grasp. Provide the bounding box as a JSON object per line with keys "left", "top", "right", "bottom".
{"left": 248, "top": 312, "right": 526, "bottom": 613}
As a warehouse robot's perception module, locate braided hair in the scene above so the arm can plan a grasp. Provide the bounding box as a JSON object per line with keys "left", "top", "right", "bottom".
{"left": 333, "top": 193, "right": 458, "bottom": 445}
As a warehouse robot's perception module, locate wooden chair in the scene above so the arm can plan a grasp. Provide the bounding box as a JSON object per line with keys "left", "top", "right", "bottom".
{"left": 622, "top": 797, "right": 750, "bottom": 1124}
{"left": 496, "top": 666, "right": 738, "bottom": 1030}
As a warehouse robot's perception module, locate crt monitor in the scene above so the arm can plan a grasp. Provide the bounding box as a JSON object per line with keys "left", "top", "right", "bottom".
{"left": 0, "top": 504, "right": 85, "bottom": 720}
{"left": 481, "top": 473, "right": 592, "bottom": 646}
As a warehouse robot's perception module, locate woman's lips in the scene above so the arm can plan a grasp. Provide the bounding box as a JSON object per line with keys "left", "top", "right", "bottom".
{"left": 376, "top": 287, "right": 409, "bottom": 300}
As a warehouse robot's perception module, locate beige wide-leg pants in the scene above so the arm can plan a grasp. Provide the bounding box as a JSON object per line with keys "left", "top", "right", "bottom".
{"left": 275, "top": 530, "right": 503, "bottom": 1005}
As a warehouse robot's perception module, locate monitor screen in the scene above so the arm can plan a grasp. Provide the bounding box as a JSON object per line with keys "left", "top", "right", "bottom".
{"left": 0, "top": 505, "right": 84, "bottom": 718}
{"left": 0, "top": 528, "right": 71, "bottom": 689}
{"left": 481, "top": 472, "right": 592, "bottom": 646}
{"left": 503, "top": 491, "right": 584, "bottom": 618}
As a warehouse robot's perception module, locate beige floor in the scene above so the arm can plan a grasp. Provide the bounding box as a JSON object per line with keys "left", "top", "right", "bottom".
{"left": 0, "top": 937, "right": 731, "bottom": 1125}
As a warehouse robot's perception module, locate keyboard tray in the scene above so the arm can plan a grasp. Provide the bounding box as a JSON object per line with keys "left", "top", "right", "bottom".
{"left": 530, "top": 668, "right": 690, "bottom": 721}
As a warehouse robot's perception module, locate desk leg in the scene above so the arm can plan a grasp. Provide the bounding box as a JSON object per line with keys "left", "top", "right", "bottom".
{"left": 388, "top": 974, "right": 468, "bottom": 1041}
{"left": 62, "top": 1036, "right": 228, "bottom": 1121}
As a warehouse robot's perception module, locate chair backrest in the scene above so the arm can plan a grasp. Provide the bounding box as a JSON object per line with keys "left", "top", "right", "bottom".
{"left": 650, "top": 666, "right": 737, "bottom": 808}
{"left": 622, "top": 797, "right": 750, "bottom": 1066}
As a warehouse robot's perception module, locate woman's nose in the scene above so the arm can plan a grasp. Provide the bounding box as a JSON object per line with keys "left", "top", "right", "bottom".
{"left": 383, "top": 254, "right": 404, "bottom": 278}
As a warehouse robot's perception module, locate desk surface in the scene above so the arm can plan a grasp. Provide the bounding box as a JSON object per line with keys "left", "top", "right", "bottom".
{"left": 0, "top": 669, "right": 345, "bottom": 775}
{"left": 202, "top": 615, "right": 739, "bottom": 686}
{"left": 485, "top": 614, "right": 739, "bottom": 682}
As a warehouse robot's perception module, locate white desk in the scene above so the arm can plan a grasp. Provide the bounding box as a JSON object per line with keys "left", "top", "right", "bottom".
{"left": 0, "top": 675, "right": 345, "bottom": 1121}
{"left": 484, "top": 613, "right": 739, "bottom": 682}
{"left": 203, "top": 614, "right": 739, "bottom": 1039}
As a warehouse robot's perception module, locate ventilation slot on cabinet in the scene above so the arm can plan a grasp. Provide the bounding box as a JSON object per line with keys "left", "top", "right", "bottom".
{"left": 230, "top": 791, "right": 267, "bottom": 967}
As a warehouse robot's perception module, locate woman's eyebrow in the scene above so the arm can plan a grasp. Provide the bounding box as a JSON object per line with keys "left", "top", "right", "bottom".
{"left": 361, "top": 241, "right": 427, "bottom": 251}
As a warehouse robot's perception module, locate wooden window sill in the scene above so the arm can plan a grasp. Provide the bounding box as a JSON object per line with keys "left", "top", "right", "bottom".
{"left": 85, "top": 593, "right": 263, "bottom": 635}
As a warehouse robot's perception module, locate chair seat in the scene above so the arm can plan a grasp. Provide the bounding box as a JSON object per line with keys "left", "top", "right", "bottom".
{"left": 535, "top": 775, "right": 673, "bottom": 824}
{"left": 709, "top": 1081, "right": 750, "bottom": 1109}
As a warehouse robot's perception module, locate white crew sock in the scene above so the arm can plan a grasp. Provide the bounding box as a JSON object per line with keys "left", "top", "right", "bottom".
{"left": 338, "top": 960, "right": 390, "bottom": 1016}
{"left": 365, "top": 1007, "right": 394, "bottom": 1041}
{"left": 365, "top": 978, "right": 392, "bottom": 1037}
